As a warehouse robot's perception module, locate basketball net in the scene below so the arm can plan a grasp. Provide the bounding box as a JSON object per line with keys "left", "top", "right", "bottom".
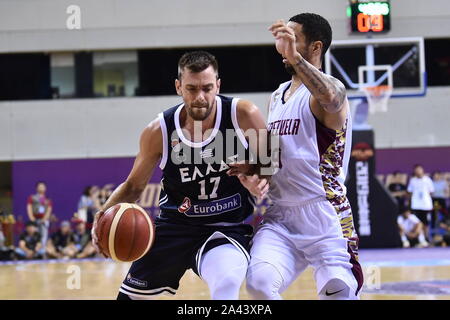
{"left": 362, "top": 85, "right": 392, "bottom": 114}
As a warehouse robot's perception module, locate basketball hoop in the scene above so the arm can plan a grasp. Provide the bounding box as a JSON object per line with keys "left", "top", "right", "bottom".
{"left": 362, "top": 85, "right": 392, "bottom": 114}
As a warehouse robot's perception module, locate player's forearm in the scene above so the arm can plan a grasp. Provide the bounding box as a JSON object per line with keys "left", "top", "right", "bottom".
{"left": 101, "top": 181, "right": 144, "bottom": 211}
{"left": 292, "top": 56, "right": 346, "bottom": 113}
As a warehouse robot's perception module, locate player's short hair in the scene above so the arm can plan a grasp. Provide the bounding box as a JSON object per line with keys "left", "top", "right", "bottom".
{"left": 177, "top": 51, "right": 219, "bottom": 80}
{"left": 289, "top": 13, "right": 332, "bottom": 62}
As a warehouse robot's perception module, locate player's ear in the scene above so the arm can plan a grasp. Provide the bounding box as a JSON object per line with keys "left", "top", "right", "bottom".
{"left": 216, "top": 78, "right": 221, "bottom": 94}
{"left": 312, "top": 41, "right": 323, "bottom": 58}
{"left": 175, "top": 79, "right": 182, "bottom": 96}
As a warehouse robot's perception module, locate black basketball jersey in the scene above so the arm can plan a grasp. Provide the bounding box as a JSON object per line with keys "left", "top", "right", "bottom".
{"left": 156, "top": 95, "right": 255, "bottom": 225}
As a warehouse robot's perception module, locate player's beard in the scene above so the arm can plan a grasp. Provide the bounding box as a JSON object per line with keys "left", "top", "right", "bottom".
{"left": 284, "top": 63, "right": 297, "bottom": 76}
{"left": 187, "top": 101, "right": 214, "bottom": 121}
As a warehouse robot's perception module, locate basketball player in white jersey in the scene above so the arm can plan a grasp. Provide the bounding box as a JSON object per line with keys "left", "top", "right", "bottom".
{"left": 238, "top": 13, "right": 363, "bottom": 300}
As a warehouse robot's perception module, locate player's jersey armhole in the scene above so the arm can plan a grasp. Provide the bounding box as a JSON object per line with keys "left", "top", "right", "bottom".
{"left": 158, "top": 113, "right": 168, "bottom": 170}
{"left": 231, "top": 98, "right": 249, "bottom": 149}
{"left": 267, "top": 91, "right": 276, "bottom": 118}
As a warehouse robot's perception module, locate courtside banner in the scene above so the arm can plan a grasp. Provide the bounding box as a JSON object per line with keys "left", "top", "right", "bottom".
{"left": 346, "top": 130, "right": 401, "bottom": 248}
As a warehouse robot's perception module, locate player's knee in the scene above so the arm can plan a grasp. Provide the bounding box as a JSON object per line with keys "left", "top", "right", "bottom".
{"left": 215, "top": 269, "right": 244, "bottom": 292}
{"left": 318, "top": 278, "right": 358, "bottom": 300}
{"left": 208, "top": 265, "right": 246, "bottom": 300}
{"left": 246, "top": 262, "right": 283, "bottom": 300}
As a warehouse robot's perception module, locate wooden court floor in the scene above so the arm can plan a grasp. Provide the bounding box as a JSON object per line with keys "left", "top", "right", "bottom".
{"left": 1, "top": 259, "right": 449, "bottom": 300}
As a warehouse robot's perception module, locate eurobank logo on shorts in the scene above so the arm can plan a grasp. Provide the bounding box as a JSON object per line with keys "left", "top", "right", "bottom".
{"left": 126, "top": 273, "right": 148, "bottom": 287}
{"left": 184, "top": 193, "right": 242, "bottom": 216}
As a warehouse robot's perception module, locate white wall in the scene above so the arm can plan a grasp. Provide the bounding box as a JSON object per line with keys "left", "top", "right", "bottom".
{"left": 368, "top": 87, "right": 450, "bottom": 148}
{"left": 0, "top": 0, "right": 450, "bottom": 53}
{"left": 0, "top": 87, "right": 449, "bottom": 161}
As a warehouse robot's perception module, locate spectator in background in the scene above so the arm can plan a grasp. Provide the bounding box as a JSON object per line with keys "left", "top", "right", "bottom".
{"left": 14, "top": 221, "right": 45, "bottom": 260}
{"left": 46, "top": 221, "right": 77, "bottom": 259}
{"left": 433, "top": 211, "right": 450, "bottom": 247}
{"left": 27, "top": 181, "right": 52, "bottom": 248}
{"left": 407, "top": 164, "right": 435, "bottom": 239}
{"left": 73, "top": 222, "right": 96, "bottom": 258}
{"left": 77, "top": 186, "right": 101, "bottom": 230}
{"left": 388, "top": 171, "right": 408, "bottom": 213}
{"left": 0, "top": 224, "right": 5, "bottom": 249}
{"left": 432, "top": 172, "right": 449, "bottom": 216}
{"left": 0, "top": 224, "right": 13, "bottom": 260}
{"left": 397, "top": 209, "right": 429, "bottom": 248}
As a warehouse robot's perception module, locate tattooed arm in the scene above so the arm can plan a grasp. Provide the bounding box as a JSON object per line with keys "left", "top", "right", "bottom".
{"left": 269, "top": 19, "right": 349, "bottom": 130}
{"left": 293, "top": 58, "right": 346, "bottom": 113}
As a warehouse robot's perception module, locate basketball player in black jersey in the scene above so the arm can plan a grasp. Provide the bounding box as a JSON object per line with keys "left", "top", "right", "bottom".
{"left": 91, "top": 51, "right": 269, "bottom": 300}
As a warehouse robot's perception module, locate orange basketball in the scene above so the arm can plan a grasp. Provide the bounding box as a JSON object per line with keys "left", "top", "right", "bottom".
{"left": 96, "top": 203, "right": 155, "bottom": 262}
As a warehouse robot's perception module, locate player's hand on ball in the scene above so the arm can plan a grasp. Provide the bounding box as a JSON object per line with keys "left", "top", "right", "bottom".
{"left": 237, "top": 174, "right": 269, "bottom": 200}
{"left": 91, "top": 210, "right": 107, "bottom": 257}
{"left": 269, "top": 19, "right": 301, "bottom": 66}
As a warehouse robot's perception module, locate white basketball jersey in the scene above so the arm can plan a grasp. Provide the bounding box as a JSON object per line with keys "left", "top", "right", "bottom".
{"left": 268, "top": 81, "right": 353, "bottom": 222}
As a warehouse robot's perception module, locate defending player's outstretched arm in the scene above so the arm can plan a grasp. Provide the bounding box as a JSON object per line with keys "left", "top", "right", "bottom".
{"left": 294, "top": 61, "right": 346, "bottom": 113}
{"left": 269, "top": 19, "right": 348, "bottom": 130}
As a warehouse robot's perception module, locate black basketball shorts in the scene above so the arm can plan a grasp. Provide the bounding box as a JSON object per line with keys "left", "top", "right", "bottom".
{"left": 118, "top": 219, "right": 253, "bottom": 299}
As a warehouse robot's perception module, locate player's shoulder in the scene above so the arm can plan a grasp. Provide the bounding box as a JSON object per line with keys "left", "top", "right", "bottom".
{"left": 236, "top": 98, "right": 258, "bottom": 113}
{"left": 140, "top": 116, "right": 163, "bottom": 147}
{"left": 234, "top": 98, "right": 264, "bottom": 129}
{"left": 146, "top": 116, "right": 162, "bottom": 132}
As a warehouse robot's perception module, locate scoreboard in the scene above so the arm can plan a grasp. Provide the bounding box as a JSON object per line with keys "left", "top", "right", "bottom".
{"left": 348, "top": 0, "right": 391, "bottom": 33}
